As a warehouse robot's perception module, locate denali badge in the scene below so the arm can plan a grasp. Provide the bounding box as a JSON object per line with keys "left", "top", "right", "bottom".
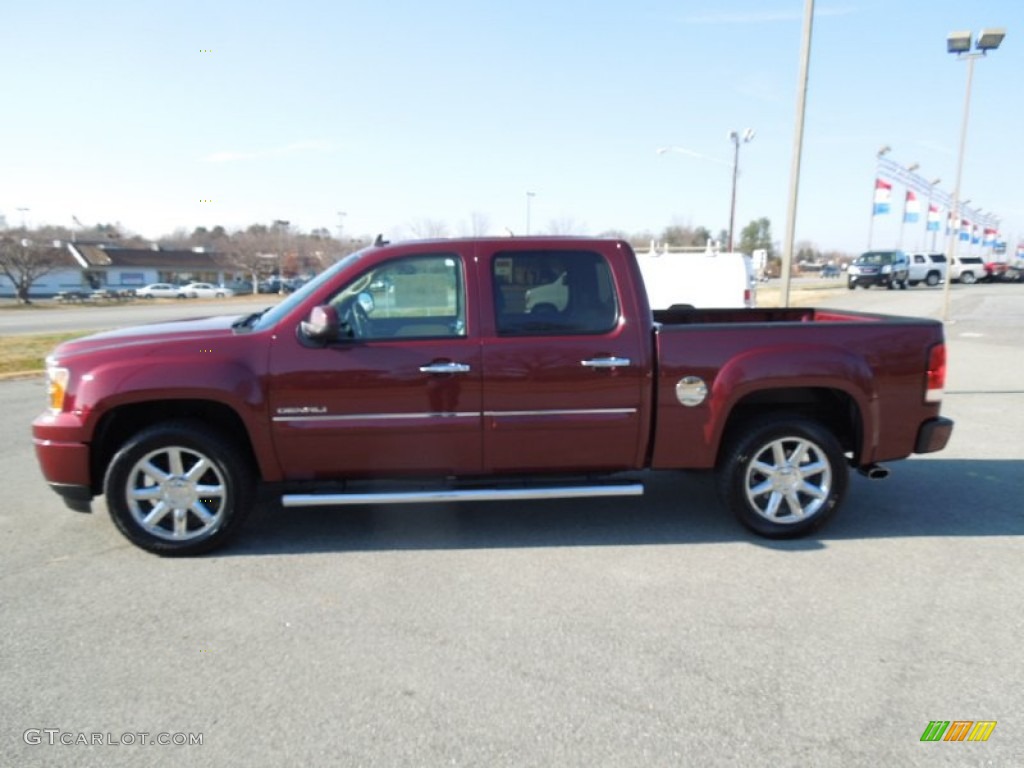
{"left": 276, "top": 406, "right": 328, "bottom": 416}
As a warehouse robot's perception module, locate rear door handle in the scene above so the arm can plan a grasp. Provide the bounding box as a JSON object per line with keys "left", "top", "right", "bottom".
{"left": 581, "top": 357, "right": 631, "bottom": 368}
{"left": 419, "top": 362, "right": 472, "bottom": 374}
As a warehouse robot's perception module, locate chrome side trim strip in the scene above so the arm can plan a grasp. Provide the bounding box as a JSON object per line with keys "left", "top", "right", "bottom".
{"left": 282, "top": 483, "right": 644, "bottom": 508}
{"left": 275, "top": 408, "right": 638, "bottom": 423}
{"left": 484, "top": 408, "right": 637, "bottom": 418}
{"left": 273, "top": 412, "right": 478, "bottom": 423}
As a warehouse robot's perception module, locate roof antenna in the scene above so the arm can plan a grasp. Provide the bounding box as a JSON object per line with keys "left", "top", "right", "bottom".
{"left": 373, "top": 234, "right": 389, "bottom": 247}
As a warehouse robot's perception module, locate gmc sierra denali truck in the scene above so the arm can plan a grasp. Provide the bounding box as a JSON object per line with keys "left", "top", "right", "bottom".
{"left": 33, "top": 237, "right": 953, "bottom": 555}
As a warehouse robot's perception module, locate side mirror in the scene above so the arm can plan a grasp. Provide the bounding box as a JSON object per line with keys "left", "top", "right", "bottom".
{"left": 300, "top": 305, "right": 341, "bottom": 343}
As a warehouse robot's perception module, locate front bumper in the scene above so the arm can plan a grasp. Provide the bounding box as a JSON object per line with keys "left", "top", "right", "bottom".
{"left": 848, "top": 274, "right": 886, "bottom": 287}
{"left": 915, "top": 417, "right": 954, "bottom": 454}
{"left": 33, "top": 411, "right": 94, "bottom": 512}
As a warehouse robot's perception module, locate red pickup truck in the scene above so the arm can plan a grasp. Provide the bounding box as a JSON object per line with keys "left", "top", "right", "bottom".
{"left": 33, "top": 237, "right": 953, "bottom": 555}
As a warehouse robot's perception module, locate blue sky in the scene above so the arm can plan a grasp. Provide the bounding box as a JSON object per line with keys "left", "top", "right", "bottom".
{"left": 2, "top": 0, "right": 1021, "bottom": 253}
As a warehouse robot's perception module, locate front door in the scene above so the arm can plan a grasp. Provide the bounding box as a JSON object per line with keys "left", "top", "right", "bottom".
{"left": 268, "top": 250, "right": 482, "bottom": 479}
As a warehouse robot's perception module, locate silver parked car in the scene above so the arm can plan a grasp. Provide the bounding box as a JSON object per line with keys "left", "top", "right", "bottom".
{"left": 136, "top": 283, "right": 189, "bottom": 299}
{"left": 180, "top": 282, "right": 234, "bottom": 299}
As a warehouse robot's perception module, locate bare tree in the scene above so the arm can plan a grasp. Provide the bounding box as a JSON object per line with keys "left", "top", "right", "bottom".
{"left": 407, "top": 218, "right": 449, "bottom": 239}
{"left": 458, "top": 211, "right": 491, "bottom": 237}
{"left": 0, "top": 237, "right": 66, "bottom": 304}
{"left": 227, "top": 232, "right": 274, "bottom": 294}
{"left": 544, "top": 216, "right": 586, "bottom": 235}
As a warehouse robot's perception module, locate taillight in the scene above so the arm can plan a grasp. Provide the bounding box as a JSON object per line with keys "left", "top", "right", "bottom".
{"left": 925, "top": 344, "right": 946, "bottom": 403}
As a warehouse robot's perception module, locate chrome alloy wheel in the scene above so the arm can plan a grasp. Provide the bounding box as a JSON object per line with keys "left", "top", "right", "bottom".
{"left": 743, "top": 436, "right": 832, "bottom": 524}
{"left": 125, "top": 446, "right": 228, "bottom": 541}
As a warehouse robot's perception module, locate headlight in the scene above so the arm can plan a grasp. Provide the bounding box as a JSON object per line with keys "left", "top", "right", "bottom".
{"left": 47, "top": 366, "right": 70, "bottom": 413}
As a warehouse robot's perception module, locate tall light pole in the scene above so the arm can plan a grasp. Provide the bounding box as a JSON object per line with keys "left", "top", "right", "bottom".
{"left": 16, "top": 207, "right": 30, "bottom": 230}
{"left": 778, "top": 0, "right": 814, "bottom": 307}
{"left": 525, "top": 191, "right": 536, "bottom": 235}
{"left": 866, "top": 145, "right": 891, "bottom": 251}
{"left": 942, "top": 27, "right": 1005, "bottom": 322}
{"left": 727, "top": 128, "right": 755, "bottom": 251}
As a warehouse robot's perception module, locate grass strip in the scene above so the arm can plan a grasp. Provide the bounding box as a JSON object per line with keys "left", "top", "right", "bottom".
{"left": 0, "top": 331, "right": 96, "bottom": 375}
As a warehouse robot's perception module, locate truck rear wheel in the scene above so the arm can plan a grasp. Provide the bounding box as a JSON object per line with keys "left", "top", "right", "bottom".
{"left": 104, "top": 421, "right": 254, "bottom": 556}
{"left": 717, "top": 416, "right": 847, "bottom": 538}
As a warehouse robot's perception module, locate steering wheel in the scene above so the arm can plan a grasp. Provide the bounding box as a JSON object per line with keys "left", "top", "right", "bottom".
{"left": 343, "top": 297, "right": 370, "bottom": 338}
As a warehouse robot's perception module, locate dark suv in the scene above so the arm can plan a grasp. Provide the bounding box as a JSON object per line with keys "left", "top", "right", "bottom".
{"left": 847, "top": 250, "right": 910, "bottom": 290}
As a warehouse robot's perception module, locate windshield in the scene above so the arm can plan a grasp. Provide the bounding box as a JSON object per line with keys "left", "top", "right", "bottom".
{"left": 855, "top": 252, "right": 894, "bottom": 265}
{"left": 251, "top": 248, "right": 371, "bottom": 332}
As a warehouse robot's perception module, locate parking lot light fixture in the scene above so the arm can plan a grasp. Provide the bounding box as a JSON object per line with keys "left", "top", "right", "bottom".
{"left": 942, "top": 28, "right": 1005, "bottom": 322}
{"left": 727, "top": 128, "right": 755, "bottom": 252}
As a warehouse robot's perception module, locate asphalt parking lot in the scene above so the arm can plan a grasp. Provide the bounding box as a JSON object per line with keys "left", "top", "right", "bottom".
{"left": 2, "top": 283, "right": 1022, "bottom": 766}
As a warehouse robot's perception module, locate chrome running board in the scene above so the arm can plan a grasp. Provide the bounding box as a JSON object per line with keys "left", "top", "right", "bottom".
{"left": 281, "top": 483, "right": 644, "bottom": 508}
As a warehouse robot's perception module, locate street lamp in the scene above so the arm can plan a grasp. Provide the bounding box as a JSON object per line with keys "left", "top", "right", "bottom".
{"left": 943, "top": 27, "right": 1005, "bottom": 321}
{"left": 525, "top": 191, "right": 536, "bottom": 235}
{"left": 727, "top": 128, "right": 755, "bottom": 251}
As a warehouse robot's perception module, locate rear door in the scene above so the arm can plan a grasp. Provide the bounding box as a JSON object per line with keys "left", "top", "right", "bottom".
{"left": 478, "top": 242, "right": 650, "bottom": 473}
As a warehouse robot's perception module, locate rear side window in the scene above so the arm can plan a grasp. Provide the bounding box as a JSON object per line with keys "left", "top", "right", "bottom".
{"left": 491, "top": 250, "right": 618, "bottom": 336}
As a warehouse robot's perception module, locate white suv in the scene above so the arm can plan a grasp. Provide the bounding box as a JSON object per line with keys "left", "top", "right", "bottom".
{"left": 950, "top": 256, "right": 984, "bottom": 285}
{"left": 907, "top": 253, "right": 946, "bottom": 287}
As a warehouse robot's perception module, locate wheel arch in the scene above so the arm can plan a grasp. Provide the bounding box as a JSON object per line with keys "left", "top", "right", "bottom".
{"left": 715, "top": 387, "right": 863, "bottom": 468}
{"left": 90, "top": 400, "right": 260, "bottom": 495}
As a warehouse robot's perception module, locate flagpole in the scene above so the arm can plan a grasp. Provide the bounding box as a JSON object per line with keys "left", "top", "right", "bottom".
{"left": 867, "top": 146, "right": 891, "bottom": 250}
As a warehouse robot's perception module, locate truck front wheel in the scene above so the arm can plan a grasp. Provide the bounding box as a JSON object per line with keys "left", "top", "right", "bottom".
{"left": 717, "top": 416, "right": 848, "bottom": 538}
{"left": 104, "top": 421, "right": 254, "bottom": 556}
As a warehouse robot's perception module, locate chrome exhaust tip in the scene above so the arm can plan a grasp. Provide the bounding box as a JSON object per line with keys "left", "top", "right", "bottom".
{"left": 857, "top": 463, "right": 890, "bottom": 480}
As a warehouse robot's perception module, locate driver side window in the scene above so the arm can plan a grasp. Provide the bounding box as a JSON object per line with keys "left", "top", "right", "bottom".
{"left": 329, "top": 253, "right": 466, "bottom": 340}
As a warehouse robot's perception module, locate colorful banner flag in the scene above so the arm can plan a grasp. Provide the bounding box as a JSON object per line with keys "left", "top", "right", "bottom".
{"left": 972, "top": 224, "right": 981, "bottom": 244}
{"left": 903, "top": 190, "right": 920, "bottom": 223}
{"left": 983, "top": 228, "right": 997, "bottom": 246}
{"left": 873, "top": 179, "right": 892, "bottom": 215}
{"left": 927, "top": 204, "right": 941, "bottom": 232}
{"left": 960, "top": 219, "right": 971, "bottom": 242}
{"left": 947, "top": 212, "right": 957, "bottom": 235}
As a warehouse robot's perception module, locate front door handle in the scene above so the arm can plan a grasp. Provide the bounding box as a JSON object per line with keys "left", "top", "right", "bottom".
{"left": 581, "top": 357, "right": 631, "bottom": 369}
{"left": 419, "top": 362, "right": 472, "bottom": 374}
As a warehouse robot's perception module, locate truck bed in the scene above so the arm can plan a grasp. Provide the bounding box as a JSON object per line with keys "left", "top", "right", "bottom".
{"left": 652, "top": 306, "right": 888, "bottom": 325}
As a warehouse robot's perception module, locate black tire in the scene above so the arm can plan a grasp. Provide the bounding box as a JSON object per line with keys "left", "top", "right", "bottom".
{"left": 885, "top": 280, "right": 894, "bottom": 290}
{"left": 908, "top": 280, "right": 920, "bottom": 287}
{"left": 925, "top": 272, "right": 940, "bottom": 287}
{"left": 898, "top": 279, "right": 908, "bottom": 290}
{"left": 717, "top": 415, "right": 848, "bottom": 538}
{"left": 104, "top": 420, "right": 254, "bottom": 556}
{"left": 847, "top": 282, "right": 856, "bottom": 290}
{"left": 960, "top": 271, "right": 976, "bottom": 285}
